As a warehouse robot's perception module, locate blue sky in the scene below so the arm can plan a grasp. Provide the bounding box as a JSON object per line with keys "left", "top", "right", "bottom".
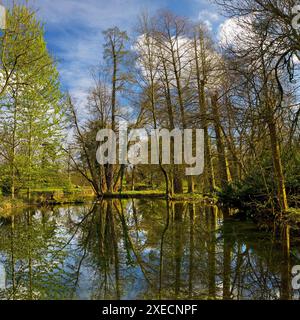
{"left": 4, "top": 0, "right": 225, "bottom": 107}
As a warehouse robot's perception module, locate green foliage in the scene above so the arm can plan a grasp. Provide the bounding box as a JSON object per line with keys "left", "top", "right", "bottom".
{"left": 283, "top": 147, "right": 300, "bottom": 197}
{"left": 218, "top": 147, "right": 300, "bottom": 216}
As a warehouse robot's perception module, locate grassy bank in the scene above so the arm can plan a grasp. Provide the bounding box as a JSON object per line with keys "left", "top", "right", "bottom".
{"left": 100, "top": 190, "right": 217, "bottom": 204}
{"left": 0, "top": 187, "right": 96, "bottom": 212}
{"left": 0, "top": 198, "right": 26, "bottom": 217}
{"left": 0, "top": 188, "right": 218, "bottom": 214}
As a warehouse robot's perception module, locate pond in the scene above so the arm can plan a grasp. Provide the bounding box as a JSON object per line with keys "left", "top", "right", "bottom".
{"left": 0, "top": 199, "right": 299, "bottom": 300}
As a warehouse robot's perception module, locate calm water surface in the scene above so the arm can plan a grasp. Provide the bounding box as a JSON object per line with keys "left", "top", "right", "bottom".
{"left": 0, "top": 199, "right": 299, "bottom": 300}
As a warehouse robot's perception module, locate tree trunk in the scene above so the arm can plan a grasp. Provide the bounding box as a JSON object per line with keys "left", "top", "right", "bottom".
{"left": 267, "top": 119, "right": 288, "bottom": 211}
{"left": 193, "top": 33, "right": 215, "bottom": 193}
{"left": 161, "top": 52, "right": 182, "bottom": 195}
{"left": 187, "top": 177, "right": 194, "bottom": 193}
{"left": 131, "top": 166, "right": 135, "bottom": 191}
{"left": 211, "top": 95, "right": 231, "bottom": 190}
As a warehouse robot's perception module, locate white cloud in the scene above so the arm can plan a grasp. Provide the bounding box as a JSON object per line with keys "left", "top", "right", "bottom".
{"left": 218, "top": 16, "right": 253, "bottom": 49}
{"left": 198, "top": 10, "right": 219, "bottom": 22}
{"left": 293, "top": 53, "right": 300, "bottom": 65}
{"left": 198, "top": 9, "right": 220, "bottom": 31}
{"left": 219, "top": 17, "right": 241, "bottom": 47}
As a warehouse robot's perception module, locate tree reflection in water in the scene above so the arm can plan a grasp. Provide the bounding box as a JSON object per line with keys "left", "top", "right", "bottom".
{"left": 0, "top": 199, "right": 299, "bottom": 300}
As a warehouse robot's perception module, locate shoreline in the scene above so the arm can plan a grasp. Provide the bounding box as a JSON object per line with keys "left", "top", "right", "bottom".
{"left": 0, "top": 190, "right": 217, "bottom": 213}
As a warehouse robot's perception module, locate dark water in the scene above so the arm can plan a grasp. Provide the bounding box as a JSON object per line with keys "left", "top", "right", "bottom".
{"left": 0, "top": 199, "right": 299, "bottom": 300}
